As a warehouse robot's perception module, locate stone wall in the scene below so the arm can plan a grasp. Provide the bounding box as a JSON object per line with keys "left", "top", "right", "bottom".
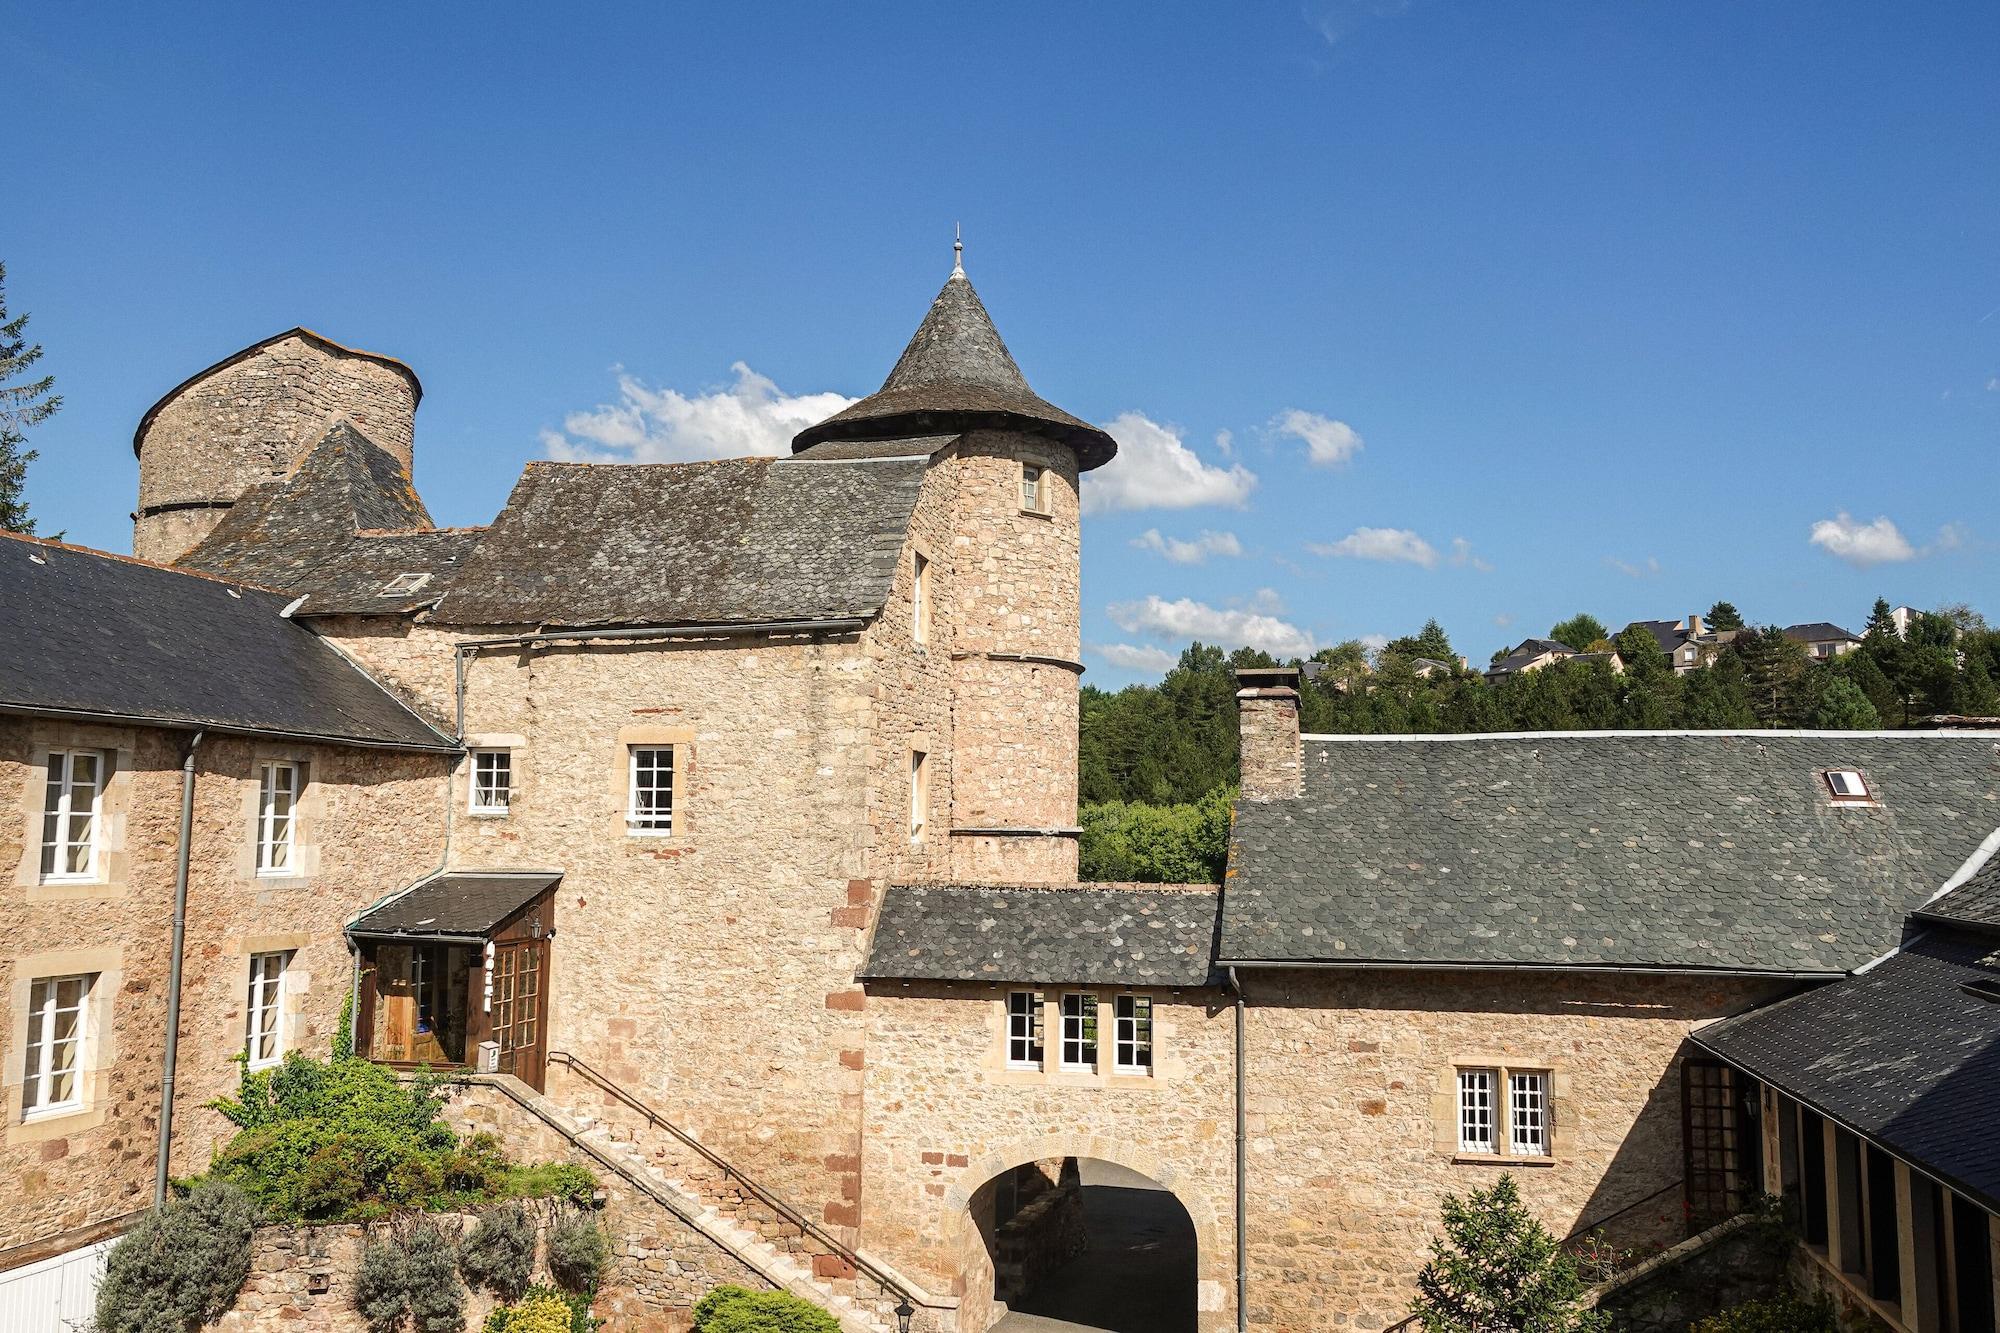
{"left": 991, "top": 1163, "right": 1087, "bottom": 1308}
{"left": 0, "top": 717, "right": 447, "bottom": 1255}
{"left": 1239, "top": 967, "right": 1790, "bottom": 1331}
{"left": 134, "top": 332, "right": 419, "bottom": 562}
{"left": 858, "top": 980, "right": 1237, "bottom": 1333}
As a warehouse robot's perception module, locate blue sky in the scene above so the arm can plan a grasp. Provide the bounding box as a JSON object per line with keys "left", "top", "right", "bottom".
{"left": 13, "top": 3, "right": 1999, "bottom": 683}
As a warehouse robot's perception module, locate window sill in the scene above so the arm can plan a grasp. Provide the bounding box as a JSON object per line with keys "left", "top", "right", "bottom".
{"left": 624, "top": 827, "right": 676, "bottom": 838}
{"left": 1018, "top": 507, "right": 1053, "bottom": 521}
{"left": 468, "top": 809, "right": 512, "bottom": 820}
{"left": 1452, "top": 1152, "right": 1556, "bottom": 1167}
{"left": 255, "top": 871, "right": 307, "bottom": 882}
{"left": 36, "top": 874, "right": 101, "bottom": 887}
{"left": 246, "top": 1058, "right": 283, "bottom": 1074}
{"left": 21, "top": 1102, "right": 87, "bottom": 1126}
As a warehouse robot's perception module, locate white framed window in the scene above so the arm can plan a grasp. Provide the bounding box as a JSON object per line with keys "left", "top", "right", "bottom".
{"left": 912, "top": 551, "right": 930, "bottom": 645}
{"left": 1457, "top": 1068, "right": 1496, "bottom": 1153}
{"left": 627, "top": 746, "right": 674, "bottom": 835}
{"left": 1006, "top": 990, "right": 1044, "bottom": 1069}
{"left": 1824, "top": 769, "right": 1871, "bottom": 803}
{"left": 40, "top": 749, "right": 106, "bottom": 882}
{"left": 22, "top": 974, "right": 92, "bottom": 1118}
{"left": 256, "top": 761, "right": 303, "bottom": 876}
{"left": 1059, "top": 992, "right": 1097, "bottom": 1072}
{"left": 909, "top": 751, "right": 929, "bottom": 842}
{"left": 377, "top": 572, "right": 432, "bottom": 597}
{"left": 1509, "top": 1071, "right": 1550, "bottom": 1156}
{"left": 469, "top": 749, "right": 512, "bottom": 814}
{"left": 1020, "top": 464, "right": 1044, "bottom": 513}
{"left": 246, "top": 952, "right": 290, "bottom": 1070}
{"left": 1114, "top": 994, "right": 1153, "bottom": 1075}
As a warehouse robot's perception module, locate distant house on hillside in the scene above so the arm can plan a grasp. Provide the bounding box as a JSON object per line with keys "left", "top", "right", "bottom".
{"left": 1783, "top": 622, "right": 1863, "bottom": 661}
{"left": 1485, "top": 638, "right": 1621, "bottom": 680}
{"left": 1615, "top": 614, "right": 1712, "bottom": 674}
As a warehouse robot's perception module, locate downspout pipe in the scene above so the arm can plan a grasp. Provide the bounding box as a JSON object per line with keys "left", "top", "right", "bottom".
{"left": 1227, "top": 965, "right": 1248, "bottom": 1333}
{"left": 155, "top": 729, "right": 204, "bottom": 1205}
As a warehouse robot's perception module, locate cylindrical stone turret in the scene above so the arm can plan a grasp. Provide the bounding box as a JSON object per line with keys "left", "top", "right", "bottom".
{"left": 132, "top": 328, "right": 420, "bottom": 563}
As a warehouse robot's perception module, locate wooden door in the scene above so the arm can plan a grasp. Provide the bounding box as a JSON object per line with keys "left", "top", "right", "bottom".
{"left": 489, "top": 938, "right": 548, "bottom": 1091}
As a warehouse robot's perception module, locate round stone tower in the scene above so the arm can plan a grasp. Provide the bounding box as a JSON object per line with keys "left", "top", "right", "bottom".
{"left": 795, "top": 252, "right": 1116, "bottom": 882}
{"left": 132, "top": 328, "right": 422, "bottom": 564}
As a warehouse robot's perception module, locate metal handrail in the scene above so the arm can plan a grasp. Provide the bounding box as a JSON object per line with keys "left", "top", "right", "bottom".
{"left": 546, "top": 1050, "right": 915, "bottom": 1308}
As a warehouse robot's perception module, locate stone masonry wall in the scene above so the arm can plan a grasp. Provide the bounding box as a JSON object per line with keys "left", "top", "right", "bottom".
{"left": 134, "top": 333, "right": 419, "bottom": 562}
{"left": 0, "top": 717, "right": 447, "bottom": 1258}
{"left": 1236, "top": 687, "right": 1302, "bottom": 802}
{"left": 1240, "top": 967, "right": 1789, "bottom": 1331}
{"left": 859, "top": 980, "right": 1237, "bottom": 1333}
{"left": 941, "top": 432, "right": 1082, "bottom": 884}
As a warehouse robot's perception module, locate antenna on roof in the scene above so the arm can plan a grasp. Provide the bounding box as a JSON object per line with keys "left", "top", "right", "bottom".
{"left": 952, "top": 222, "right": 964, "bottom": 277}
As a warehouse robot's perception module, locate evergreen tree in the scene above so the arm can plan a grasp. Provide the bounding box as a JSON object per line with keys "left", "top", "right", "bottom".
{"left": 1387, "top": 618, "right": 1457, "bottom": 664}
{"left": 1961, "top": 658, "right": 2000, "bottom": 718}
{"left": 1677, "top": 653, "right": 1758, "bottom": 728}
{"left": 1835, "top": 651, "right": 1899, "bottom": 725}
{"left": 1806, "top": 676, "right": 1881, "bottom": 729}
{"left": 1548, "top": 613, "right": 1609, "bottom": 652}
{"left": 1410, "top": 1174, "right": 1608, "bottom": 1332}
{"left": 1613, "top": 625, "right": 1677, "bottom": 727}
{"left": 1705, "top": 601, "right": 1746, "bottom": 633}
{"left": 0, "top": 262, "right": 62, "bottom": 535}
{"left": 1731, "top": 627, "right": 1810, "bottom": 726}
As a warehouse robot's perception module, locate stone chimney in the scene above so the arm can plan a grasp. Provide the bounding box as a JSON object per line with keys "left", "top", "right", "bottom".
{"left": 1687, "top": 613, "right": 1706, "bottom": 639}
{"left": 1236, "top": 666, "right": 1302, "bottom": 801}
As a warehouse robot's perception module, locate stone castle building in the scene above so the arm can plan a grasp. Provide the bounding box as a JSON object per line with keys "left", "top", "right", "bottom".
{"left": 3, "top": 259, "right": 1997, "bottom": 1333}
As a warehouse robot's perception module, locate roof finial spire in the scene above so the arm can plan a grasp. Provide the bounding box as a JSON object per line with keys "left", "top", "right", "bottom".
{"left": 952, "top": 222, "right": 964, "bottom": 277}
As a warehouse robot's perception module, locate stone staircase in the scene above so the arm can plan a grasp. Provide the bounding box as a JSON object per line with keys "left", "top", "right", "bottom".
{"left": 452, "top": 1062, "right": 952, "bottom": 1333}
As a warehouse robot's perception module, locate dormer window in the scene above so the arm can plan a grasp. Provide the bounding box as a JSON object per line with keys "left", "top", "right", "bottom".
{"left": 1824, "top": 769, "right": 1872, "bottom": 804}
{"left": 379, "top": 572, "right": 432, "bottom": 597}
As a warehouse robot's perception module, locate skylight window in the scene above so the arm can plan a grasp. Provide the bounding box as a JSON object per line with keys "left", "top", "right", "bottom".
{"left": 379, "top": 572, "right": 433, "bottom": 597}
{"left": 1824, "top": 769, "right": 1872, "bottom": 803}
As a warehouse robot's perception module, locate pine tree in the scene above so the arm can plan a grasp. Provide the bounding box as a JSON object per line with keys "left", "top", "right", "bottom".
{"left": 1410, "top": 1174, "right": 1608, "bottom": 1332}
{"left": 1806, "top": 676, "right": 1881, "bottom": 729}
{"left": 1705, "top": 601, "right": 1746, "bottom": 633}
{"left": 1732, "top": 627, "right": 1810, "bottom": 726}
{"left": 0, "top": 263, "right": 61, "bottom": 535}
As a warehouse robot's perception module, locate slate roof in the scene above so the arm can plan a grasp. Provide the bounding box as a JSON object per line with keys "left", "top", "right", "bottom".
{"left": 1486, "top": 639, "right": 1574, "bottom": 675}
{"left": 350, "top": 871, "right": 561, "bottom": 938}
{"left": 0, "top": 534, "right": 455, "bottom": 750}
{"left": 1221, "top": 732, "right": 2000, "bottom": 972}
{"left": 180, "top": 422, "right": 477, "bottom": 614}
{"left": 1917, "top": 852, "right": 2000, "bottom": 933}
{"left": 861, "top": 884, "right": 1221, "bottom": 986}
{"left": 791, "top": 434, "right": 960, "bottom": 462}
{"left": 1783, "top": 622, "right": 1860, "bottom": 644}
{"left": 430, "top": 456, "right": 926, "bottom": 628}
{"left": 1619, "top": 620, "right": 1690, "bottom": 653}
{"left": 791, "top": 268, "right": 1117, "bottom": 472}
{"left": 1693, "top": 929, "right": 2000, "bottom": 1214}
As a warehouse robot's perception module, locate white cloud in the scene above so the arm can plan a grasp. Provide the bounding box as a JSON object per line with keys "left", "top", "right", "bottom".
{"left": 1083, "top": 413, "right": 1258, "bottom": 514}
{"left": 1131, "top": 528, "right": 1244, "bottom": 565}
{"left": 1214, "top": 429, "right": 1235, "bottom": 456}
{"left": 1607, "top": 555, "right": 1663, "bottom": 579}
{"left": 1809, "top": 512, "right": 1916, "bottom": 567}
{"left": 1449, "top": 536, "right": 1493, "bottom": 573}
{"left": 1358, "top": 633, "right": 1390, "bottom": 655}
{"left": 1106, "top": 594, "right": 1317, "bottom": 658}
{"left": 1492, "top": 613, "right": 1515, "bottom": 629}
{"left": 1308, "top": 526, "right": 1440, "bottom": 568}
{"left": 543, "top": 362, "right": 856, "bottom": 463}
{"left": 1985, "top": 376, "right": 1998, "bottom": 392}
{"left": 1935, "top": 523, "right": 1969, "bottom": 551}
{"left": 1274, "top": 409, "right": 1364, "bottom": 467}
{"left": 1088, "top": 643, "right": 1179, "bottom": 674}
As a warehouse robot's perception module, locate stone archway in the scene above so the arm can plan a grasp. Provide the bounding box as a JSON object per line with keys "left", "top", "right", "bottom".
{"left": 945, "top": 1137, "right": 1227, "bottom": 1333}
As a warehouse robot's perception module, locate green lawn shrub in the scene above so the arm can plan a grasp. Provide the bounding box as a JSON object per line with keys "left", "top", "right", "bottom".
{"left": 545, "top": 1210, "right": 611, "bottom": 1293}
{"left": 690, "top": 1285, "right": 841, "bottom": 1333}
{"left": 459, "top": 1201, "right": 537, "bottom": 1302}
{"left": 1690, "top": 1293, "right": 1839, "bottom": 1333}
{"left": 93, "top": 1180, "right": 258, "bottom": 1333}
{"left": 354, "top": 1214, "right": 468, "bottom": 1333}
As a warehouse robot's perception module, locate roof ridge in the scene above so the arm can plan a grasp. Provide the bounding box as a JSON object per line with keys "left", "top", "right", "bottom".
{"left": 0, "top": 530, "right": 289, "bottom": 597}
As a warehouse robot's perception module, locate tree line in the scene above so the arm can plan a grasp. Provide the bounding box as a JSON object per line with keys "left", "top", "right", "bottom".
{"left": 1078, "top": 598, "right": 1999, "bottom": 882}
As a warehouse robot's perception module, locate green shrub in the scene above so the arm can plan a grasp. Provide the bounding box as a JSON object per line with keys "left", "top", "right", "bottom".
{"left": 201, "top": 1053, "right": 595, "bottom": 1220}
{"left": 690, "top": 1285, "right": 841, "bottom": 1333}
{"left": 93, "top": 1180, "right": 257, "bottom": 1333}
{"left": 355, "top": 1216, "right": 468, "bottom": 1333}
{"left": 545, "top": 1210, "right": 611, "bottom": 1293}
{"left": 1409, "top": 1175, "right": 1609, "bottom": 1332}
{"left": 1690, "top": 1294, "right": 1838, "bottom": 1333}
{"left": 1078, "top": 786, "right": 1234, "bottom": 883}
{"left": 354, "top": 1236, "right": 410, "bottom": 1333}
{"left": 460, "top": 1201, "right": 537, "bottom": 1301}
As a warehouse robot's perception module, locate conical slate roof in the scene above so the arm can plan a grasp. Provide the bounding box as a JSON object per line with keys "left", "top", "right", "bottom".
{"left": 792, "top": 266, "right": 1117, "bottom": 471}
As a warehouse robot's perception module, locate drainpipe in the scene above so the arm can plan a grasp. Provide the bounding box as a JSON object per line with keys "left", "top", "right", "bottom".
{"left": 1227, "top": 965, "right": 1248, "bottom": 1333}
{"left": 155, "top": 729, "right": 204, "bottom": 1205}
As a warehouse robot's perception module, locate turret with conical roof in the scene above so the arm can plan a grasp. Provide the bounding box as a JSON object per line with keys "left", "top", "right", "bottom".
{"left": 792, "top": 261, "right": 1116, "bottom": 471}
{"left": 800, "top": 254, "right": 1100, "bottom": 884}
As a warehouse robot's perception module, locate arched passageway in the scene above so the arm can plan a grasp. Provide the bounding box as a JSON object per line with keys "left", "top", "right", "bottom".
{"left": 965, "top": 1157, "right": 1199, "bottom": 1333}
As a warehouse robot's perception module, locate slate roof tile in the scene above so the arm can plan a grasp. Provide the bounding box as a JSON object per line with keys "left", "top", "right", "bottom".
{"left": 350, "top": 871, "right": 561, "bottom": 937}
{"left": 0, "top": 533, "right": 455, "bottom": 750}
{"left": 1694, "top": 929, "right": 2000, "bottom": 1213}
{"left": 861, "top": 883, "right": 1221, "bottom": 987}
{"left": 1221, "top": 732, "right": 2000, "bottom": 972}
